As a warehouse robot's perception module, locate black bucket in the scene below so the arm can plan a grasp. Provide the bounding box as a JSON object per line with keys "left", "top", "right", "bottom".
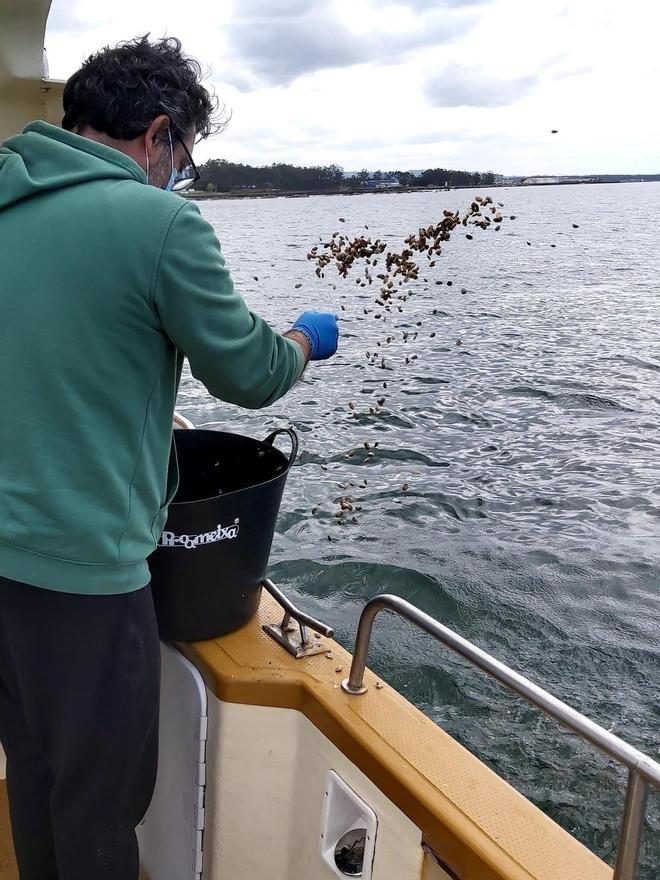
{"left": 149, "top": 427, "right": 298, "bottom": 642}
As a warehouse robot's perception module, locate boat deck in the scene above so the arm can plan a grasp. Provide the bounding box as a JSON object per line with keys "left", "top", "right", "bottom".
{"left": 0, "top": 782, "right": 17, "bottom": 880}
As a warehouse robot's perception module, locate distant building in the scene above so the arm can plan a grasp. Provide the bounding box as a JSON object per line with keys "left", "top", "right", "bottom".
{"left": 521, "top": 176, "right": 560, "bottom": 185}
{"left": 366, "top": 178, "right": 400, "bottom": 189}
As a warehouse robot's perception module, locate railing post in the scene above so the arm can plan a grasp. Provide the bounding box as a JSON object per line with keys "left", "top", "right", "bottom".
{"left": 613, "top": 770, "right": 649, "bottom": 880}
{"left": 341, "top": 598, "right": 384, "bottom": 695}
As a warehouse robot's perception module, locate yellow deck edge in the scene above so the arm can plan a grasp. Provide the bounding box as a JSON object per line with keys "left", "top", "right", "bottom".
{"left": 182, "top": 592, "right": 612, "bottom": 880}
{"left": 0, "top": 781, "right": 17, "bottom": 880}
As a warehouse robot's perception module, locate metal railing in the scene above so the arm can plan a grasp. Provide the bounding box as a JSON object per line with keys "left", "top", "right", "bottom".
{"left": 341, "top": 594, "right": 660, "bottom": 880}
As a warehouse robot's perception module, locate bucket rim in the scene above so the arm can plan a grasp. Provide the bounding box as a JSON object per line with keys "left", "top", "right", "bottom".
{"left": 170, "top": 427, "right": 295, "bottom": 507}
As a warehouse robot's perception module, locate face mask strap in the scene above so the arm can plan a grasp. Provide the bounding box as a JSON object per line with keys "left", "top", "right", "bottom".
{"left": 163, "top": 128, "right": 181, "bottom": 191}
{"left": 168, "top": 128, "right": 174, "bottom": 178}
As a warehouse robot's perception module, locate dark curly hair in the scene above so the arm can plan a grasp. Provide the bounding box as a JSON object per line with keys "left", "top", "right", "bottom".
{"left": 62, "top": 36, "right": 222, "bottom": 140}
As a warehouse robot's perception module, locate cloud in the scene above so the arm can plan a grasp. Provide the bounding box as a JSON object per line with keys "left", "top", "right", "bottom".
{"left": 425, "top": 66, "right": 540, "bottom": 107}
{"left": 396, "top": 0, "right": 490, "bottom": 7}
{"left": 552, "top": 65, "right": 593, "bottom": 81}
{"left": 225, "top": 17, "right": 362, "bottom": 87}
{"left": 314, "top": 127, "right": 504, "bottom": 152}
{"left": 222, "top": 120, "right": 335, "bottom": 147}
{"left": 330, "top": 135, "right": 392, "bottom": 151}
{"left": 47, "top": 5, "right": 87, "bottom": 33}
{"left": 221, "top": 5, "right": 478, "bottom": 89}
{"left": 237, "top": 0, "right": 325, "bottom": 14}
{"left": 46, "top": 1, "right": 142, "bottom": 33}
{"left": 402, "top": 129, "right": 468, "bottom": 144}
{"left": 238, "top": 0, "right": 486, "bottom": 14}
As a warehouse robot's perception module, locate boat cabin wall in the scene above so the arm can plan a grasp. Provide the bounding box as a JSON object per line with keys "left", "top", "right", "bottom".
{"left": 0, "top": 0, "right": 64, "bottom": 141}
{"left": 0, "top": 84, "right": 63, "bottom": 141}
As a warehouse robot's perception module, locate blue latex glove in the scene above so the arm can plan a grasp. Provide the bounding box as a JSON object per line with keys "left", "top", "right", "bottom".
{"left": 292, "top": 311, "right": 339, "bottom": 360}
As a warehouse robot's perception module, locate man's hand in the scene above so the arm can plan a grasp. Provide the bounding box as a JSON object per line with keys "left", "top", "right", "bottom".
{"left": 290, "top": 311, "right": 339, "bottom": 360}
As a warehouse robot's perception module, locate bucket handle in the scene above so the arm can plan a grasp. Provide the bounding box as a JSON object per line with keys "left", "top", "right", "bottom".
{"left": 263, "top": 428, "right": 299, "bottom": 469}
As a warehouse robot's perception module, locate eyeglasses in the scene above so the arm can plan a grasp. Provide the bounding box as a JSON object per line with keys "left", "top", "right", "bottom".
{"left": 170, "top": 134, "right": 200, "bottom": 192}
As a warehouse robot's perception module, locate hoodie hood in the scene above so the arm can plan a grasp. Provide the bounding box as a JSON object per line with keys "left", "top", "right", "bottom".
{"left": 0, "top": 121, "right": 147, "bottom": 210}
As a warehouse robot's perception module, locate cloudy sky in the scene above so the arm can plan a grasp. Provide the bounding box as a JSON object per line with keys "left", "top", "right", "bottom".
{"left": 46, "top": 0, "right": 659, "bottom": 175}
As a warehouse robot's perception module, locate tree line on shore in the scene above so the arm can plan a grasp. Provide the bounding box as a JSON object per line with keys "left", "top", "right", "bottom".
{"left": 194, "top": 159, "right": 496, "bottom": 193}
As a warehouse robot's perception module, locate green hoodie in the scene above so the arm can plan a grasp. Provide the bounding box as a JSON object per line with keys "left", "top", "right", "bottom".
{"left": 0, "top": 121, "right": 305, "bottom": 595}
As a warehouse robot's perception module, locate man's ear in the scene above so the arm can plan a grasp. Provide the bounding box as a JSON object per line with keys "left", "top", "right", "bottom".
{"left": 144, "top": 114, "right": 171, "bottom": 161}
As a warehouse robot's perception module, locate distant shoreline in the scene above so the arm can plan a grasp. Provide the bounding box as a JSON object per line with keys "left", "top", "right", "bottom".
{"left": 185, "top": 179, "right": 658, "bottom": 202}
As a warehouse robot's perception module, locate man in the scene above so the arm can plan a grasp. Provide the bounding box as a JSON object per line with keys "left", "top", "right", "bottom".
{"left": 0, "top": 35, "right": 338, "bottom": 880}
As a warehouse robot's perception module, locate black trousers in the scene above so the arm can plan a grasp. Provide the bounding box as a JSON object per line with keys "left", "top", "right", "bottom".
{"left": 0, "top": 576, "right": 160, "bottom": 880}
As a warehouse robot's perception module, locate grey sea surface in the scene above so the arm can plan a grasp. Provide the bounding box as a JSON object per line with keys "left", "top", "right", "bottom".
{"left": 177, "top": 183, "right": 659, "bottom": 875}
